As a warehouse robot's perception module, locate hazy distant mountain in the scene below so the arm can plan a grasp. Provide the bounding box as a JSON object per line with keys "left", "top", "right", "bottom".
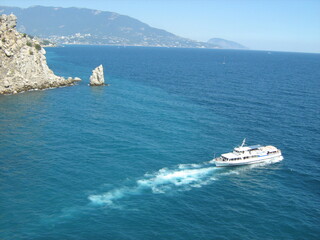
{"left": 0, "top": 5, "right": 219, "bottom": 48}
{"left": 207, "top": 38, "right": 247, "bottom": 50}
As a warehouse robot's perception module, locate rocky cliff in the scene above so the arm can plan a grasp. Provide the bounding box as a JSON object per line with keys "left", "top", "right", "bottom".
{"left": 89, "top": 65, "right": 105, "bottom": 86}
{"left": 0, "top": 14, "right": 80, "bottom": 95}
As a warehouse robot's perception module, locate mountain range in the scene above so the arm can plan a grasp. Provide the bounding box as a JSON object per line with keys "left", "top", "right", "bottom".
{"left": 0, "top": 6, "right": 247, "bottom": 49}
{"left": 208, "top": 38, "right": 247, "bottom": 50}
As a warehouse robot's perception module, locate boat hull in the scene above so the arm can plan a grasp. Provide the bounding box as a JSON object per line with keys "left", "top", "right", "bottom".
{"left": 214, "top": 155, "right": 283, "bottom": 167}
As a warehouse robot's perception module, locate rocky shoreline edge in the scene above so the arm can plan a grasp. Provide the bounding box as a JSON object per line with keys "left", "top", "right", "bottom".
{"left": 0, "top": 14, "right": 81, "bottom": 95}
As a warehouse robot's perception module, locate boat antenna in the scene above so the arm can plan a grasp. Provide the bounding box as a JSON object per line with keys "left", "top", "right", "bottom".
{"left": 241, "top": 138, "right": 246, "bottom": 147}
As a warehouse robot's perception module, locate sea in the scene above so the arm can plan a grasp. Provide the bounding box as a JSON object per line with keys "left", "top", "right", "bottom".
{"left": 0, "top": 46, "right": 319, "bottom": 240}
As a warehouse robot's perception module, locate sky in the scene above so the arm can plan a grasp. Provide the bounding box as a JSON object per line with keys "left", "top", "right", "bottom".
{"left": 1, "top": 0, "right": 320, "bottom": 53}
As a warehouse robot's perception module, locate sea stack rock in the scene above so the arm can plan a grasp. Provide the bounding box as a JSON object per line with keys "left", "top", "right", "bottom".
{"left": 89, "top": 65, "right": 105, "bottom": 86}
{"left": 0, "top": 14, "right": 80, "bottom": 95}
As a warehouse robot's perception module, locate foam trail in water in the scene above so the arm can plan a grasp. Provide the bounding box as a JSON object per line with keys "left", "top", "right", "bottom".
{"left": 38, "top": 156, "right": 284, "bottom": 229}
{"left": 43, "top": 158, "right": 282, "bottom": 225}
{"left": 89, "top": 162, "right": 220, "bottom": 205}
{"left": 89, "top": 158, "right": 283, "bottom": 206}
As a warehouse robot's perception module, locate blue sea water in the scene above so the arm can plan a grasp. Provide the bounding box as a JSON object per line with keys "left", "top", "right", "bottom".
{"left": 0, "top": 46, "right": 319, "bottom": 240}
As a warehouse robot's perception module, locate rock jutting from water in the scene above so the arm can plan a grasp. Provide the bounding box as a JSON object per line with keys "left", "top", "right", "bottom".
{"left": 89, "top": 65, "right": 105, "bottom": 86}
{"left": 0, "top": 14, "right": 81, "bottom": 95}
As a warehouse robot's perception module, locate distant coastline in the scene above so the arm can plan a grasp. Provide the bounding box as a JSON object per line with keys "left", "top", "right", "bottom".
{"left": 0, "top": 5, "right": 244, "bottom": 50}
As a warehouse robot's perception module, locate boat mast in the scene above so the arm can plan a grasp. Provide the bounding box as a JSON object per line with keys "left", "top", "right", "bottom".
{"left": 241, "top": 138, "right": 246, "bottom": 147}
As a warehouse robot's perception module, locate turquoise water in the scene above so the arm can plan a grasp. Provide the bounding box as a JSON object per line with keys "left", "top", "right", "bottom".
{"left": 0, "top": 46, "right": 319, "bottom": 239}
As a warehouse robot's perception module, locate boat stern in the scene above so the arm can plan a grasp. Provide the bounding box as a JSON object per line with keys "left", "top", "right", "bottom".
{"left": 213, "top": 157, "right": 229, "bottom": 167}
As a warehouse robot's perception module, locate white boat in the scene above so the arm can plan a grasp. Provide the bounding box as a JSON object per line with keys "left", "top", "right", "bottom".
{"left": 213, "top": 139, "right": 283, "bottom": 167}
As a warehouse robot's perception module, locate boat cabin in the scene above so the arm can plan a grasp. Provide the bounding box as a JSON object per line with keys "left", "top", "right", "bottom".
{"left": 219, "top": 145, "right": 279, "bottom": 162}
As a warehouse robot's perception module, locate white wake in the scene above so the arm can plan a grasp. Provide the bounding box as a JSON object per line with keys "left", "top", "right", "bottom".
{"left": 89, "top": 158, "right": 283, "bottom": 206}
{"left": 89, "top": 166, "right": 216, "bottom": 205}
